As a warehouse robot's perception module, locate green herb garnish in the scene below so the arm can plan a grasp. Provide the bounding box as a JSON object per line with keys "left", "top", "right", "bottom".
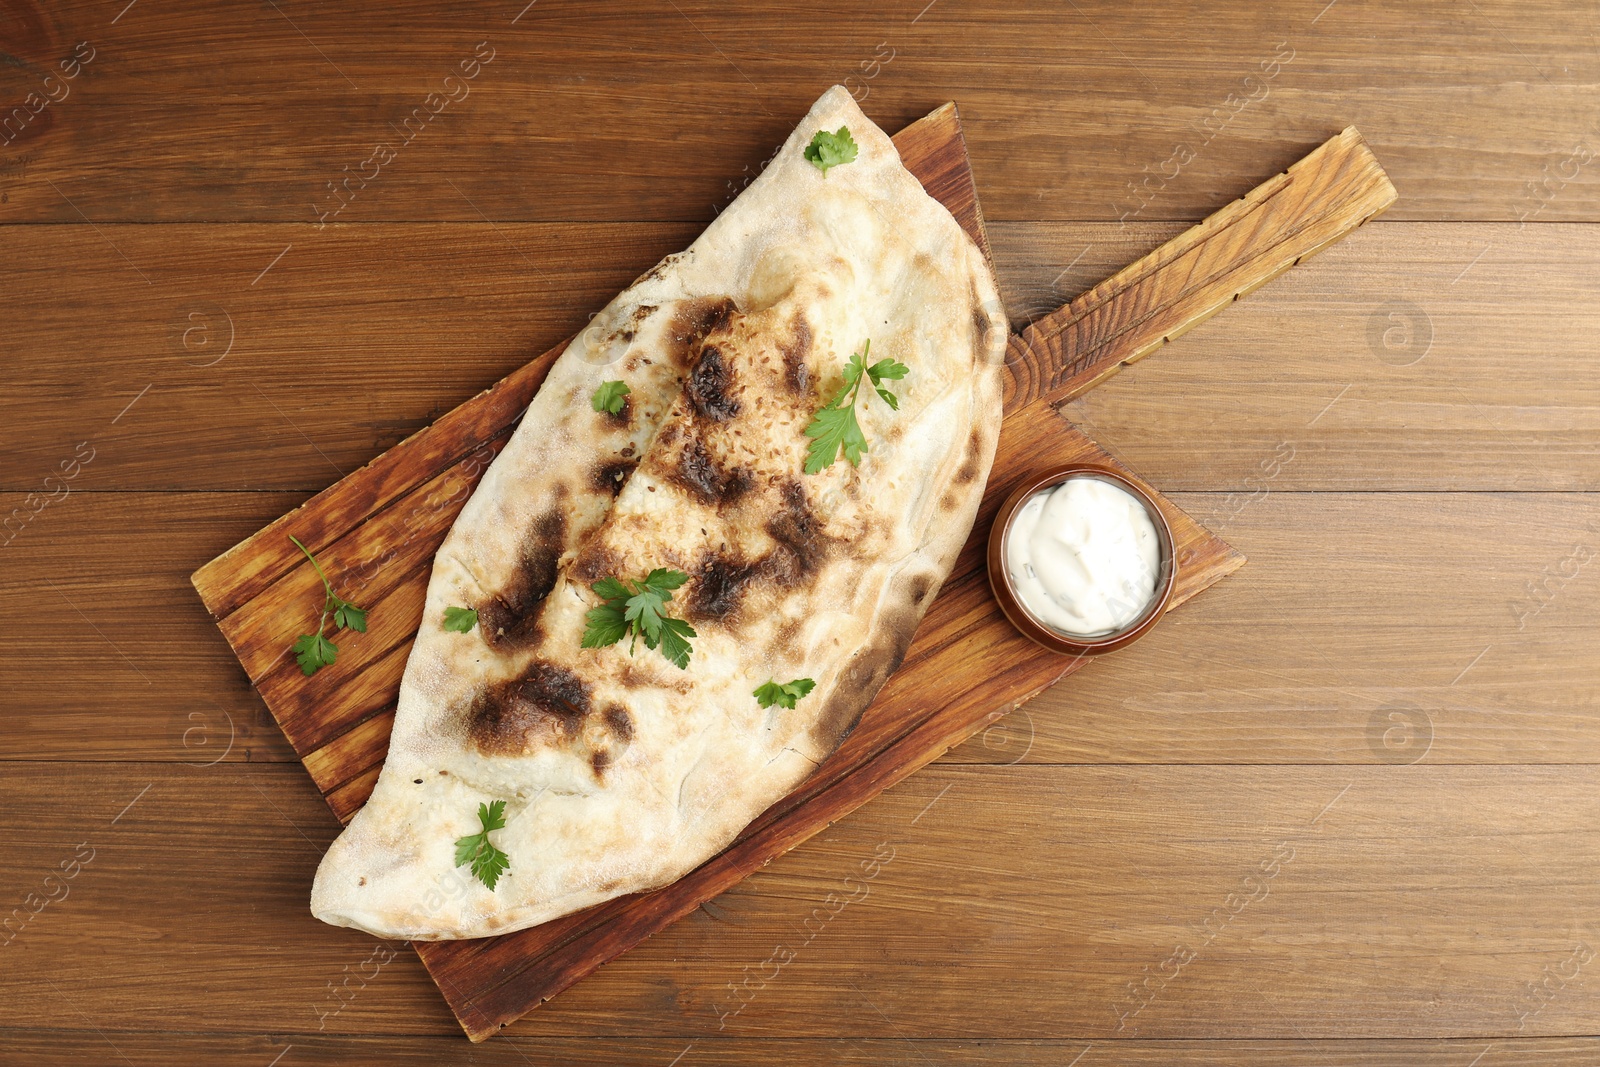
{"left": 288, "top": 535, "right": 367, "bottom": 676}
{"left": 581, "top": 568, "right": 697, "bottom": 669}
{"left": 291, "top": 632, "right": 337, "bottom": 677}
{"left": 443, "top": 605, "right": 478, "bottom": 633}
{"left": 754, "top": 677, "right": 816, "bottom": 709}
{"left": 454, "top": 800, "right": 510, "bottom": 890}
{"left": 804, "top": 126, "right": 858, "bottom": 176}
{"left": 591, "top": 380, "right": 630, "bottom": 415}
{"left": 802, "top": 339, "right": 908, "bottom": 474}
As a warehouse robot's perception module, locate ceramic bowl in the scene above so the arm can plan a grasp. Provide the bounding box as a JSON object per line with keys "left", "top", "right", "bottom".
{"left": 986, "top": 463, "right": 1178, "bottom": 656}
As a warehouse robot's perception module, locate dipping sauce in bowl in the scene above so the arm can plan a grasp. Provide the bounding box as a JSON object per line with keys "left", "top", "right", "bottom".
{"left": 986, "top": 464, "right": 1177, "bottom": 655}
{"left": 1007, "top": 476, "right": 1160, "bottom": 635}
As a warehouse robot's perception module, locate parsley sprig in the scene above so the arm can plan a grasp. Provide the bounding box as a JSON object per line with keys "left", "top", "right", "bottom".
{"left": 754, "top": 677, "right": 816, "bottom": 709}
{"left": 592, "top": 380, "right": 630, "bottom": 415}
{"left": 288, "top": 535, "right": 367, "bottom": 677}
{"left": 581, "top": 568, "right": 697, "bottom": 669}
{"left": 443, "top": 605, "right": 478, "bottom": 633}
{"left": 805, "top": 126, "right": 858, "bottom": 176}
{"left": 454, "top": 800, "right": 511, "bottom": 890}
{"left": 803, "top": 340, "right": 909, "bottom": 474}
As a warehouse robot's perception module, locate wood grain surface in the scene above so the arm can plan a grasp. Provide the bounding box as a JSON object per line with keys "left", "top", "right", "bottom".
{"left": 4, "top": 0, "right": 1598, "bottom": 1062}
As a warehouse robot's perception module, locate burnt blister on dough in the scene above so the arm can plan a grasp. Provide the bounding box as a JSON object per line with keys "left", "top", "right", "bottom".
{"left": 468, "top": 661, "right": 593, "bottom": 756}
{"left": 684, "top": 345, "right": 741, "bottom": 423}
{"left": 667, "top": 296, "right": 738, "bottom": 368}
{"left": 671, "top": 435, "right": 753, "bottom": 506}
{"left": 592, "top": 457, "right": 640, "bottom": 498}
{"left": 687, "top": 550, "right": 766, "bottom": 622}
{"left": 779, "top": 315, "right": 813, "bottom": 396}
{"left": 764, "top": 480, "right": 832, "bottom": 584}
{"left": 952, "top": 425, "right": 985, "bottom": 485}
{"left": 478, "top": 508, "right": 567, "bottom": 649}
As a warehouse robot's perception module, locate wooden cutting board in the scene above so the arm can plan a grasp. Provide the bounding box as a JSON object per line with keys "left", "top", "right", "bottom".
{"left": 191, "top": 102, "right": 1395, "bottom": 1041}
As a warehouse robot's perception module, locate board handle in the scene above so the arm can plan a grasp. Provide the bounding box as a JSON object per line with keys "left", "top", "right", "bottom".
{"left": 1003, "top": 126, "right": 1398, "bottom": 413}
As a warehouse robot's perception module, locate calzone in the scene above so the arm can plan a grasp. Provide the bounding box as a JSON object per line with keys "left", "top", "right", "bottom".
{"left": 312, "top": 85, "right": 1007, "bottom": 940}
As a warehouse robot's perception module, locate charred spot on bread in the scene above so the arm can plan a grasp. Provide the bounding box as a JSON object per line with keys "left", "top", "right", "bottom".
{"left": 685, "top": 345, "right": 741, "bottom": 422}
{"left": 780, "top": 315, "right": 812, "bottom": 395}
{"left": 602, "top": 703, "right": 634, "bottom": 742}
{"left": 667, "top": 296, "right": 738, "bottom": 367}
{"left": 672, "top": 435, "right": 752, "bottom": 506}
{"left": 592, "top": 457, "right": 638, "bottom": 498}
{"left": 953, "top": 426, "right": 985, "bottom": 485}
{"left": 765, "top": 480, "right": 829, "bottom": 583}
{"left": 806, "top": 646, "right": 893, "bottom": 752}
{"left": 806, "top": 616, "right": 918, "bottom": 753}
{"left": 688, "top": 551, "right": 764, "bottom": 622}
{"left": 479, "top": 508, "right": 567, "bottom": 649}
{"left": 674, "top": 438, "right": 719, "bottom": 501}
{"left": 468, "top": 661, "right": 592, "bottom": 755}
{"left": 570, "top": 540, "right": 621, "bottom": 584}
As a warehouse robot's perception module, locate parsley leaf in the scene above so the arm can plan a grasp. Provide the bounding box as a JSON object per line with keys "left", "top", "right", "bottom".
{"left": 804, "top": 126, "right": 858, "bottom": 176}
{"left": 454, "top": 800, "right": 511, "bottom": 890}
{"left": 333, "top": 603, "right": 367, "bottom": 633}
{"left": 443, "top": 605, "right": 478, "bottom": 633}
{"left": 868, "top": 357, "right": 909, "bottom": 381}
{"left": 802, "top": 339, "right": 907, "bottom": 474}
{"left": 754, "top": 677, "right": 817, "bottom": 710}
{"left": 591, "top": 380, "right": 631, "bottom": 415}
{"left": 656, "top": 617, "right": 696, "bottom": 671}
{"left": 645, "top": 567, "right": 690, "bottom": 591}
{"left": 581, "top": 599, "right": 630, "bottom": 649}
{"left": 580, "top": 568, "right": 697, "bottom": 669}
{"left": 292, "top": 631, "right": 338, "bottom": 676}
{"left": 592, "top": 575, "right": 632, "bottom": 602}
{"left": 804, "top": 403, "right": 867, "bottom": 474}
{"left": 288, "top": 535, "right": 368, "bottom": 677}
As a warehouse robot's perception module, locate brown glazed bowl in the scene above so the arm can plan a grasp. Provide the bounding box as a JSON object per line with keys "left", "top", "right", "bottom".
{"left": 986, "top": 463, "right": 1178, "bottom": 656}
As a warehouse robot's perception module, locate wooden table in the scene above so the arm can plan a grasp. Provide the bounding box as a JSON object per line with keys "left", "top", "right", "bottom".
{"left": 3, "top": 1, "right": 1597, "bottom": 1063}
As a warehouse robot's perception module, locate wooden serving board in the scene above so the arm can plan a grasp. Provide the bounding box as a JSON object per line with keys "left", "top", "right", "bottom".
{"left": 192, "top": 103, "right": 1395, "bottom": 1041}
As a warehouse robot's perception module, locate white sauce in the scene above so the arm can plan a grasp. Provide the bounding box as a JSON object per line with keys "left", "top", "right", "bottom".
{"left": 1004, "top": 476, "right": 1161, "bottom": 636}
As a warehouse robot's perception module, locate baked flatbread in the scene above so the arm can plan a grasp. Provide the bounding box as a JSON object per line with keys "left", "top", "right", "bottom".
{"left": 312, "top": 85, "right": 1007, "bottom": 940}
